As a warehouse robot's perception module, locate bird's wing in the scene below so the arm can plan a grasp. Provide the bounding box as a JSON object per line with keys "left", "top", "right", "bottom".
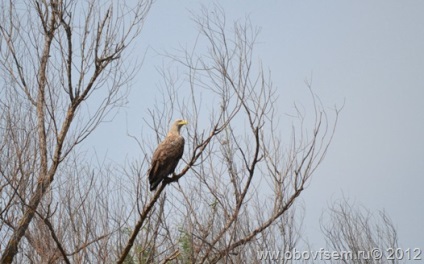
{"left": 148, "top": 136, "right": 184, "bottom": 188}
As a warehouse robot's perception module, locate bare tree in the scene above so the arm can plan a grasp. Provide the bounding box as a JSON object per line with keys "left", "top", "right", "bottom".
{"left": 0, "top": 1, "right": 151, "bottom": 263}
{"left": 320, "top": 198, "right": 400, "bottom": 264}
{"left": 117, "top": 6, "right": 340, "bottom": 263}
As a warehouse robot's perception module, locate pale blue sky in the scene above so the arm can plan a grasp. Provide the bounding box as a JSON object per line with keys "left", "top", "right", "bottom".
{"left": 88, "top": 0, "right": 424, "bottom": 251}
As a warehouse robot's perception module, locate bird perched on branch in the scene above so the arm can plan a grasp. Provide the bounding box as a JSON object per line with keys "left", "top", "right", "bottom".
{"left": 148, "top": 119, "right": 188, "bottom": 191}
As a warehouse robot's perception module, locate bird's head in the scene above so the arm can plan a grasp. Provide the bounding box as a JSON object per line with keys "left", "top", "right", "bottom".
{"left": 175, "top": 119, "right": 188, "bottom": 127}
{"left": 169, "top": 119, "right": 188, "bottom": 135}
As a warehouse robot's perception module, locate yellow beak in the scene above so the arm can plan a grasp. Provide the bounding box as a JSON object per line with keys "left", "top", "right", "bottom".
{"left": 179, "top": 120, "right": 188, "bottom": 125}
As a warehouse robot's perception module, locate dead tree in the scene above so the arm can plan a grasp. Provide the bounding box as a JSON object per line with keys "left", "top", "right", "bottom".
{"left": 117, "top": 6, "right": 340, "bottom": 263}
{"left": 320, "top": 198, "right": 399, "bottom": 264}
{"left": 0, "top": 1, "right": 151, "bottom": 263}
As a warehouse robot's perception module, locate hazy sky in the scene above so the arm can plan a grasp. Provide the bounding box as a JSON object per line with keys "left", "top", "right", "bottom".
{"left": 88, "top": 0, "right": 424, "bottom": 252}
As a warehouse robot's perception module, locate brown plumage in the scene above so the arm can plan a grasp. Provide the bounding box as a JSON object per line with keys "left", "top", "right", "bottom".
{"left": 148, "top": 119, "right": 188, "bottom": 191}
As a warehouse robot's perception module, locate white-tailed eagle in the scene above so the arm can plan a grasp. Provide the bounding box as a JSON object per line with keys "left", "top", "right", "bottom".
{"left": 148, "top": 119, "right": 188, "bottom": 191}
